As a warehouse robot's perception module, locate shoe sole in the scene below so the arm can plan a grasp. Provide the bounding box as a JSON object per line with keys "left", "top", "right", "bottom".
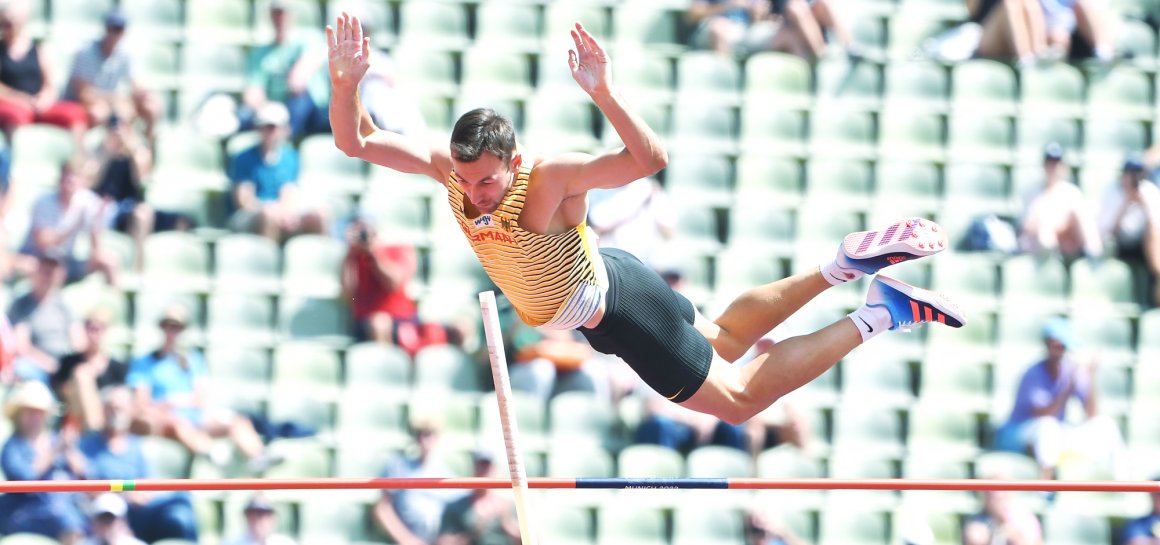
{"left": 874, "top": 274, "right": 967, "bottom": 328}
{"left": 842, "top": 218, "right": 948, "bottom": 266}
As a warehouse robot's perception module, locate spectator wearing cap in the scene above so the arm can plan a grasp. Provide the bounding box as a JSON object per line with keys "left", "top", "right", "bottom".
{"left": 1018, "top": 143, "right": 1103, "bottom": 260}
{"left": 63, "top": 8, "right": 159, "bottom": 144}
{"left": 0, "top": 0, "right": 89, "bottom": 147}
{"left": 1119, "top": 476, "right": 1160, "bottom": 545}
{"left": 6, "top": 253, "right": 83, "bottom": 383}
{"left": 435, "top": 447, "right": 519, "bottom": 545}
{"left": 52, "top": 308, "right": 128, "bottom": 431}
{"left": 20, "top": 162, "right": 118, "bottom": 286}
{"left": 227, "top": 101, "right": 327, "bottom": 242}
{"left": 241, "top": 0, "right": 330, "bottom": 138}
{"left": 374, "top": 416, "right": 465, "bottom": 545}
{"left": 80, "top": 493, "right": 146, "bottom": 545}
{"left": 128, "top": 305, "right": 282, "bottom": 473}
{"left": 222, "top": 494, "right": 297, "bottom": 545}
{"left": 992, "top": 317, "right": 1125, "bottom": 480}
{"left": 0, "top": 381, "right": 87, "bottom": 544}
{"left": 1100, "top": 156, "right": 1160, "bottom": 307}
{"left": 79, "top": 385, "right": 198, "bottom": 543}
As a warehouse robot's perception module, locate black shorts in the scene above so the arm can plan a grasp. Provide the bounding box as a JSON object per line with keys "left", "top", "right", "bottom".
{"left": 578, "top": 248, "right": 714, "bottom": 403}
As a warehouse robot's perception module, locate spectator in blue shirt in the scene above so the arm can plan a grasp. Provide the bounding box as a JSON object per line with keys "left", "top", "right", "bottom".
{"left": 993, "top": 317, "right": 1125, "bottom": 480}
{"left": 0, "top": 380, "right": 87, "bottom": 543}
{"left": 80, "top": 385, "right": 198, "bottom": 543}
{"left": 1120, "top": 478, "right": 1160, "bottom": 545}
{"left": 128, "top": 304, "right": 281, "bottom": 474}
{"left": 227, "top": 102, "right": 327, "bottom": 242}
{"left": 373, "top": 416, "right": 465, "bottom": 545}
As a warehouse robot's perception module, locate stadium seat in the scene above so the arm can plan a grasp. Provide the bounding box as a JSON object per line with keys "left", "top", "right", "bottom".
{"left": 744, "top": 52, "right": 813, "bottom": 109}
{"left": 0, "top": 535, "right": 65, "bottom": 545}
{"left": 1042, "top": 510, "right": 1111, "bottom": 545}
{"left": 253, "top": 0, "right": 322, "bottom": 40}
{"left": 185, "top": 0, "right": 252, "bottom": 43}
{"left": 831, "top": 403, "right": 906, "bottom": 458}
{"left": 345, "top": 342, "right": 412, "bottom": 391}
{"left": 874, "top": 160, "right": 941, "bottom": 210}
{"left": 413, "top": 344, "right": 481, "bottom": 393}
{"left": 714, "top": 249, "right": 786, "bottom": 300}
{"left": 676, "top": 51, "right": 741, "bottom": 102}
{"left": 544, "top": 3, "right": 610, "bottom": 43}
{"left": 669, "top": 100, "right": 738, "bottom": 154}
{"left": 11, "top": 124, "right": 72, "bottom": 184}
{"left": 549, "top": 392, "right": 615, "bottom": 446}
{"left": 538, "top": 504, "right": 595, "bottom": 545}
{"left": 298, "top": 496, "right": 371, "bottom": 544}
{"left": 883, "top": 60, "right": 948, "bottom": 112}
{"left": 1073, "top": 307, "right": 1135, "bottom": 366}
{"left": 1070, "top": 257, "right": 1137, "bottom": 312}
{"left": 266, "top": 391, "right": 335, "bottom": 436}
{"left": 1083, "top": 117, "right": 1149, "bottom": 163}
{"left": 206, "top": 293, "right": 276, "bottom": 347}
{"left": 613, "top": 3, "right": 684, "bottom": 54}
{"left": 818, "top": 506, "right": 891, "bottom": 545}
{"left": 262, "top": 438, "right": 332, "bottom": 479}
{"left": 919, "top": 348, "right": 992, "bottom": 412}
{"left": 1115, "top": 18, "right": 1157, "bottom": 62}
{"left": 907, "top": 400, "right": 981, "bottom": 460}
{"left": 942, "top": 162, "right": 1011, "bottom": 212}
{"left": 298, "top": 133, "right": 366, "bottom": 195}
{"left": 806, "top": 158, "right": 873, "bottom": 208}
{"left": 277, "top": 296, "right": 352, "bottom": 347}
{"left": 596, "top": 502, "right": 667, "bottom": 545}
{"left": 476, "top": 1, "right": 540, "bottom": 51}
{"left": 126, "top": 39, "right": 179, "bottom": 91}
{"left": 214, "top": 234, "right": 282, "bottom": 294}
{"left": 1129, "top": 400, "right": 1160, "bottom": 454}
{"left": 947, "top": 114, "right": 1016, "bottom": 164}
{"left": 611, "top": 52, "right": 676, "bottom": 102}
{"left": 140, "top": 436, "right": 191, "bottom": 479}
{"left": 479, "top": 392, "right": 548, "bottom": 453}
{"left": 204, "top": 347, "right": 270, "bottom": 397}
{"left": 672, "top": 505, "right": 744, "bottom": 545}
{"left": 900, "top": 456, "right": 978, "bottom": 514}
{"left": 616, "top": 444, "right": 684, "bottom": 479}
{"left": 740, "top": 102, "right": 808, "bottom": 157}
{"left": 726, "top": 202, "right": 795, "bottom": 256}
{"left": 1020, "top": 62, "right": 1086, "bottom": 118}
{"left": 1017, "top": 115, "right": 1082, "bottom": 163}
{"left": 877, "top": 108, "right": 946, "bottom": 162}
{"left": 328, "top": 0, "right": 395, "bottom": 47}
{"left": 548, "top": 442, "right": 614, "bottom": 478}
{"left": 840, "top": 352, "right": 915, "bottom": 408}
{"left": 398, "top": 0, "right": 470, "bottom": 50}
{"left": 1000, "top": 254, "right": 1068, "bottom": 311}
{"left": 1086, "top": 65, "right": 1154, "bottom": 120}
{"left": 733, "top": 154, "right": 804, "bottom": 204}
{"left": 686, "top": 445, "right": 753, "bottom": 478}
{"left": 664, "top": 153, "right": 734, "bottom": 207}
{"left": 336, "top": 392, "right": 410, "bottom": 448}
{"left": 180, "top": 42, "right": 247, "bottom": 92}
{"left": 50, "top": 0, "right": 111, "bottom": 37}
{"left": 152, "top": 127, "right": 228, "bottom": 189}
{"left": 951, "top": 59, "right": 1018, "bottom": 114}
{"left": 272, "top": 341, "right": 342, "bottom": 394}
{"left": 389, "top": 45, "right": 458, "bottom": 97}
{"left": 522, "top": 95, "right": 600, "bottom": 153}
{"left": 461, "top": 49, "right": 534, "bottom": 99}
{"left": 815, "top": 58, "right": 882, "bottom": 111}
{"left": 808, "top": 107, "right": 877, "bottom": 159}
{"left": 281, "top": 234, "right": 345, "bottom": 297}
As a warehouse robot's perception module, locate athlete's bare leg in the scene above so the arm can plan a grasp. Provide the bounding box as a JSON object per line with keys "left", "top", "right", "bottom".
{"left": 700, "top": 270, "right": 832, "bottom": 362}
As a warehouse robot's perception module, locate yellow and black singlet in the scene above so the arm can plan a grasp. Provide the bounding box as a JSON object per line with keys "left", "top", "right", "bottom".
{"left": 446, "top": 165, "right": 609, "bottom": 329}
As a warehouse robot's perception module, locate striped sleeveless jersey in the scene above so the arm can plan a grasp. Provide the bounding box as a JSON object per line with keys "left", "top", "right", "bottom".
{"left": 446, "top": 166, "right": 608, "bottom": 328}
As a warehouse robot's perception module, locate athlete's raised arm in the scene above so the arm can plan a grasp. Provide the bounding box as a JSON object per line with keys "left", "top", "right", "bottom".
{"left": 537, "top": 23, "right": 669, "bottom": 195}
{"left": 327, "top": 13, "right": 451, "bottom": 183}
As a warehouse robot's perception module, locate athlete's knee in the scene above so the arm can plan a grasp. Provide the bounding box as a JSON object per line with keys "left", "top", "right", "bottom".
{"left": 717, "top": 389, "right": 768, "bottom": 426}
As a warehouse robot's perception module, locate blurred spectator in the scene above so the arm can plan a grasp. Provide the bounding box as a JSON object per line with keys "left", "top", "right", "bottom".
{"left": 993, "top": 317, "right": 1126, "bottom": 480}
{"left": 1099, "top": 156, "right": 1160, "bottom": 307}
{"left": 508, "top": 321, "right": 602, "bottom": 404}
{"left": 0, "top": 0, "right": 88, "bottom": 147}
{"left": 227, "top": 102, "right": 326, "bottom": 242}
{"left": 79, "top": 385, "right": 198, "bottom": 543}
{"left": 341, "top": 216, "right": 449, "bottom": 354}
{"left": 20, "top": 163, "right": 118, "bottom": 285}
{"left": 434, "top": 448, "right": 519, "bottom": 545}
{"left": 7, "top": 254, "right": 82, "bottom": 383}
{"left": 961, "top": 474, "right": 1043, "bottom": 545}
{"left": 62, "top": 9, "right": 159, "bottom": 144}
{"left": 374, "top": 416, "right": 465, "bottom": 545}
{"left": 969, "top": 0, "right": 1048, "bottom": 65}
{"left": 242, "top": 0, "right": 330, "bottom": 138}
{"left": 222, "top": 494, "right": 297, "bottom": 545}
{"left": 588, "top": 178, "right": 674, "bottom": 271}
{"left": 744, "top": 507, "right": 811, "bottom": 545}
{"left": 83, "top": 116, "right": 192, "bottom": 273}
{"left": 768, "top": 0, "right": 861, "bottom": 62}
{"left": 80, "top": 493, "right": 147, "bottom": 545}
{"left": 51, "top": 308, "right": 127, "bottom": 432}
{"left": 633, "top": 387, "right": 748, "bottom": 453}
{"left": 1119, "top": 476, "right": 1160, "bottom": 545}
{"left": 1018, "top": 143, "right": 1102, "bottom": 260}
{"left": 1040, "top": 0, "right": 1116, "bottom": 62}
{"left": 0, "top": 380, "right": 87, "bottom": 544}
{"left": 360, "top": 49, "right": 427, "bottom": 137}
{"left": 686, "top": 0, "right": 776, "bottom": 58}
{"left": 128, "top": 305, "right": 282, "bottom": 473}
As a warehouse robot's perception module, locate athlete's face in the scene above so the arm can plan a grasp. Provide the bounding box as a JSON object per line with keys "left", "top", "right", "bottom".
{"left": 451, "top": 152, "right": 519, "bottom": 214}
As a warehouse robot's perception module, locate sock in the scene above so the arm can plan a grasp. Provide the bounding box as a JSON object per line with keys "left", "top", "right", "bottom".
{"left": 820, "top": 252, "right": 865, "bottom": 286}
{"left": 848, "top": 304, "right": 892, "bottom": 343}
{"left": 1094, "top": 45, "right": 1114, "bottom": 61}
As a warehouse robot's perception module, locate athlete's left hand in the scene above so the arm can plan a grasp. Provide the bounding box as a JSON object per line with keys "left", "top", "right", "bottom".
{"left": 569, "top": 23, "right": 611, "bottom": 96}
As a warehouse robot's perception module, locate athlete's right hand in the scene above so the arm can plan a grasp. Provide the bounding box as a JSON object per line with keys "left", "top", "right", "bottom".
{"left": 327, "top": 12, "right": 370, "bottom": 90}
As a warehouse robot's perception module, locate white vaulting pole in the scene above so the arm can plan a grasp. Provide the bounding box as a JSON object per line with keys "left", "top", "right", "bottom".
{"left": 478, "top": 291, "right": 537, "bottom": 545}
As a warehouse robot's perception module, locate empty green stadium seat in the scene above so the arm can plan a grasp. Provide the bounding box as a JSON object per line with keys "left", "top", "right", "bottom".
{"left": 281, "top": 234, "right": 345, "bottom": 297}
{"left": 398, "top": 0, "right": 469, "bottom": 50}
{"left": 278, "top": 296, "right": 352, "bottom": 347}
{"left": 214, "top": 234, "right": 282, "bottom": 294}
{"left": 952, "top": 60, "right": 1017, "bottom": 114}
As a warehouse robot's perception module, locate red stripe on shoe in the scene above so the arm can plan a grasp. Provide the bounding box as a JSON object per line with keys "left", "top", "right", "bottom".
{"left": 910, "top": 300, "right": 920, "bottom": 322}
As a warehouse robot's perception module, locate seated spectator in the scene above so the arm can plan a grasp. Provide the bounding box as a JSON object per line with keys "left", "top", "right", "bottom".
{"left": 508, "top": 320, "right": 604, "bottom": 404}
{"left": 962, "top": 474, "right": 1043, "bottom": 545}
{"left": 993, "top": 317, "right": 1126, "bottom": 480}
{"left": 0, "top": 0, "right": 88, "bottom": 147}
{"left": 128, "top": 305, "right": 282, "bottom": 473}
{"left": 51, "top": 308, "right": 127, "bottom": 432}
{"left": 83, "top": 116, "right": 192, "bottom": 273}
{"left": 1099, "top": 156, "right": 1160, "bottom": 307}
{"left": 241, "top": 0, "right": 329, "bottom": 138}
{"left": 435, "top": 448, "right": 519, "bottom": 545}
{"left": 634, "top": 386, "right": 748, "bottom": 453}
{"left": 81, "top": 493, "right": 147, "bottom": 545}
{"left": 970, "top": 0, "right": 1048, "bottom": 65}
{"left": 1039, "top": 0, "right": 1117, "bottom": 62}
{"left": 744, "top": 507, "right": 811, "bottom": 545}
{"left": 79, "top": 385, "right": 198, "bottom": 543}
{"left": 769, "top": 0, "right": 861, "bottom": 62}
{"left": 686, "top": 0, "right": 776, "bottom": 58}
{"left": 360, "top": 49, "right": 428, "bottom": 137}
{"left": 222, "top": 494, "right": 298, "bottom": 545}
{"left": 228, "top": 102, "right": 326, "bottom": 242}
{"left": 62, "top": 9, "right": 159, "bottom": 144}
{"left": 0, "top": 380, "right": 87, "bottom": 544}
{"left": 20, "top": 163, "right": 118, "bottom": 285}
{"left": 1119, "top": 476, "right": 1159, "bottom": 545}
{"left": 374, "top": 416, "right": 465, "bottom": 545}
{"left": 1019, "top": 143, "right": 1102, "bottom": 260}
{"left": 7, "top": 254, "right": 82, "bottom": 383}
{"left": 588, "top": 178, "right": 674, "bottom": 271}
{"left": 341, "top": 216, "right": 448, "bottom": 354}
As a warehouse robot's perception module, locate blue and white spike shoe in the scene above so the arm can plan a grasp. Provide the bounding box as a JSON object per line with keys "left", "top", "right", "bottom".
{"left": 829, "top": 218, "right": 948, "bottom": 282}
{"left": 865, "top": 275, "right": 966, "bottom": 332}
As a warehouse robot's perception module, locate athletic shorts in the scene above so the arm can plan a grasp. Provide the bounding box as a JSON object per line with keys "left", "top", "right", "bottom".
{"left": 578, "top": 248, "right": 714, "bottom": 403}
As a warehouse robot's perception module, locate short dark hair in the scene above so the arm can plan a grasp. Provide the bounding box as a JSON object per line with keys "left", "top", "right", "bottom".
{"left": 450, "top": 108, "right": 516, "bottom": 164}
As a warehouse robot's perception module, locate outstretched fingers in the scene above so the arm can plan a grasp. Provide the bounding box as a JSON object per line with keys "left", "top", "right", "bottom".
{"left": 576, "top": 23, "right": 604, "bottom": 57}
{"left": 351, "top": 15, "right": 363, "bottom": 45}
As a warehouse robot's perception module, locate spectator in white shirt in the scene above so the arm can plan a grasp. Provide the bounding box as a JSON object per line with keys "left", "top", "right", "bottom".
{"left": 221, "top": 495, "right": 297, "bottom": 545}
{"left": 1019, "top": 143, "right": 1103, "bottom": 260}
{"left": 20, "top": 163, "right": 117, "bottom": 285}
{"left": 1099, "top": 156, "right": 1160, "bottom": 306}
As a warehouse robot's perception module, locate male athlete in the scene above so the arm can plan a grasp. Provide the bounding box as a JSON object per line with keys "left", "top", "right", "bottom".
{"left": 327, "top": 14, "right": 965, "bottom": 424}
